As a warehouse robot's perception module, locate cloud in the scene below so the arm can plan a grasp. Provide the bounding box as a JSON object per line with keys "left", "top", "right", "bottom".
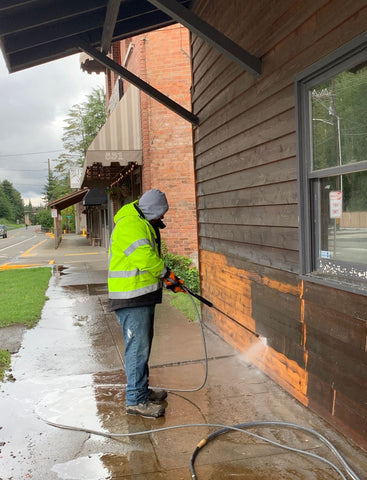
{"left": 0, "top": 53, "right": 105, "bottom": 206}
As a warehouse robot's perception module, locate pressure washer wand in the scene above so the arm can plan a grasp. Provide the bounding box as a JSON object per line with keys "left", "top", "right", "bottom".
{"left": 181, "top": 286, "right": 214, "bottom": 307}
{"left": 181, "top": 286, "right": 259, "bottom": 338}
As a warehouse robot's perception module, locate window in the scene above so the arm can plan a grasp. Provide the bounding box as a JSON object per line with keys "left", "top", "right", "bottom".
{"left": 297, "top": 34, "right": 367, "bottom": 293}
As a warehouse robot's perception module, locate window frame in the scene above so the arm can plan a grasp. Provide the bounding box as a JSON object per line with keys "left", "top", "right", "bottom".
{"left": 296, "top": 31, "right": 367, "bottom": 296}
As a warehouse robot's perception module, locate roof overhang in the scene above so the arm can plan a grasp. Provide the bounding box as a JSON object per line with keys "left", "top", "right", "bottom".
{"left": 0, "top": 1, "right": 262, "bottom": 124}
{"left": 0, "top": 0, "right": 192, "bottom": 73}
{"left": 48, "top": 188, "right": 88, "bottom": 212}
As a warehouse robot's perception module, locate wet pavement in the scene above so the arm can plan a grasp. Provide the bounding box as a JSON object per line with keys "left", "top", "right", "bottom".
{"left": 0, "top": 233, "right": 367, "bottom": 479}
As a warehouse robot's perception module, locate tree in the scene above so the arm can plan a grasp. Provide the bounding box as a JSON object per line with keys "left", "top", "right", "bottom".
{"left": 54, "top": 86, "right": 106, "bottom": 175}
{"left": 36, "top": 208, "right": 53, "bottom": 229}
{"left": 0, "top": 184, "right": 12, "bottom": 220}
{"left": 0, "top": 180, "right": 24, "bottom": 222}
{"left": 42, "top": 87, "right": 106, "bottom": 226}
{"left": 83, "top": 87, "right": 107, "bottom": 148}
{"left": 42, "top": 170, "right": 70, "bottom": 204}
{"left": 43, "top": 170, "right": 58, "bottom": 204}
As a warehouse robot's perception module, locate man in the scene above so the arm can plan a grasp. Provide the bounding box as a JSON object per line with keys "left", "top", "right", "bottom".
{"left": 108, "top": 189, "right": 183, "bottom": 418}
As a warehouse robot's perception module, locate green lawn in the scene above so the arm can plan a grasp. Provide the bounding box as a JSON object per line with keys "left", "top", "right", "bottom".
{"left": 0, "top": 267, "right": 52, "bottom": 380}
{"left": 0, "top": 350, "right": 10, "bottom": 381}
{"left": 166, "top": 290, "right": 201, "bottom": 321}
{"left": 0, "top": 218, "right": 24, "bottom": 230}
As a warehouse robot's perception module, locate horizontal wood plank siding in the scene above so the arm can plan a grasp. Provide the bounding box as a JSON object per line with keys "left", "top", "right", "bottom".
{"left": 192, "top": 0, "right": 367, "bottom": 449}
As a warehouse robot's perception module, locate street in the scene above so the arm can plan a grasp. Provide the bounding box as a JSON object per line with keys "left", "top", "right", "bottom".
{"left": 328, "top": 228, "right": 367, "bottom": 264}
{"left": 0, "top": 226, "right": 52, "bottom": 270}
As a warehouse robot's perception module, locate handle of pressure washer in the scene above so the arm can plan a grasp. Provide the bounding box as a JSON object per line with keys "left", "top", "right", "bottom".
{"left": 182, "top": 286, "right": 214, "bottom": 308}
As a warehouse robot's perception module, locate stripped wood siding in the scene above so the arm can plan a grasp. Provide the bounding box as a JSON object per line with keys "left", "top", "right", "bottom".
{"left": 192, "top": 0, "right": 367, "bottom": 449}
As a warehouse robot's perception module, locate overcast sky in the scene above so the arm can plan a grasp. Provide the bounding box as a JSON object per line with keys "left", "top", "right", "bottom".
{"left": 0, "top": 53, "right": 105, "bottom": 206}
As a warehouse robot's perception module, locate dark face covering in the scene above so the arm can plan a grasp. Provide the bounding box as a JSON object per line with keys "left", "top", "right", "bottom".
{"left": 150, "top": 218, "right": 166, "bottom": 229}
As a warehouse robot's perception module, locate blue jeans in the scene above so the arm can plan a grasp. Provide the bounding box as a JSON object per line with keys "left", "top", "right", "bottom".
{"left": 115, "top": 305, "right": 155, "bottom": 406}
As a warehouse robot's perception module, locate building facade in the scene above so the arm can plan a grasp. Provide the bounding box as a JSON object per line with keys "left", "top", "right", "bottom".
{"left": 191, "top": 0, "right": 367, "bottom": 449}
{"left": 85, "top": 25, "right": 198, "bottom": 260}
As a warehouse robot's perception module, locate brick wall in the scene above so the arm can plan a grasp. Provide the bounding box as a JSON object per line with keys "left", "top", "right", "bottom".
{"left": 119, "top": 27, "right": 198, "bottom": 259}
{"left": 106, "top": 42, "right": 121, "bottom": 114}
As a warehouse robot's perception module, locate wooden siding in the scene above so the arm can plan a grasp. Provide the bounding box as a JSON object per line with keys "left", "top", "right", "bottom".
{"left": 192, "top": 0, "right": 367, "bottom": 449}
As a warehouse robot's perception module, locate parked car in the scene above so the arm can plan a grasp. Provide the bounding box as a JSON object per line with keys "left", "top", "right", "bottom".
{"left": 0, "top": 225, "right": 7, "bottom": 238}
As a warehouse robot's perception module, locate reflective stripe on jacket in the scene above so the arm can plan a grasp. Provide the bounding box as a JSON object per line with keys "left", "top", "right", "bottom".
{"left": 108, "top": 201, "right": 166, "bottom": 299}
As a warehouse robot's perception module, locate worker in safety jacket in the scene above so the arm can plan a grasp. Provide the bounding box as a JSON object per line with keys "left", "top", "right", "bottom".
{"left": 108, "top": 189, "right": 184, "bottom": 418}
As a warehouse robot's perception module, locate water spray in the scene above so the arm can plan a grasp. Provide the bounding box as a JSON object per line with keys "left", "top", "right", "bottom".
{"left": 181, "top": 285, "right": 259, "bottom": 338}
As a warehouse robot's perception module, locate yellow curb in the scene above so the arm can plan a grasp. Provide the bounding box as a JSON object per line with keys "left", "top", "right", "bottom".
{"left": 0, "top": 264, "right": 46, "bottom": 270}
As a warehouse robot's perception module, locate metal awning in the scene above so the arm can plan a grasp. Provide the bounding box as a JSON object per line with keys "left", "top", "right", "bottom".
{"left": 0, "top": 1, "right": 262, "bottom": 125}
{"left": 82, "top": 84, "right": 142, "bottom": 188}
{"left": 85, "top": 84, "right": 142, "bottom": 163}
{"left": 48, "top": 188, "right": 89, "bottom": 212}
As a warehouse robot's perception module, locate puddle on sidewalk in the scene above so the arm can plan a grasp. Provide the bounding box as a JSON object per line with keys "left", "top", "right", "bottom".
{"left": 52, "top": 453, "right": 111, "bottom": 480}
{"left": 52, "top": 449, "right": 162, "bottom": 480}
{"left": 59, "top": 283, "right": 108, "bottom": 296}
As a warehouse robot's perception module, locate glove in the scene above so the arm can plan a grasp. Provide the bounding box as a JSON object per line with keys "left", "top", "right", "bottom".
{"left": 163, "top": 269, "right": 186, "bottom": 293}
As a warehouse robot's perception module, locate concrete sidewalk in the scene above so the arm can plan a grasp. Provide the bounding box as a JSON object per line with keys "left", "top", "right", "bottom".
{"left": 0, "top": 233, "right": 366, "bottom": 479}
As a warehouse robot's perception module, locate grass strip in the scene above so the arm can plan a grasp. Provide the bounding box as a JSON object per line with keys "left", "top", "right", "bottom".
{"left": 0, "top": 349, "right": 11, "bottom": 381}
{"left": 0, "top": 267, "right": 52, "bottom": 380}
{"left": 166, "top": 290, "right": 201, "bottom": 321}
{"left": 0, "top": 267, "right": 52, "bottom": 328}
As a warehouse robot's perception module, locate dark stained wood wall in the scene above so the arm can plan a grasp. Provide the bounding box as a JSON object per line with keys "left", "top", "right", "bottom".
{"left": 192, "top": 0, "right": 367, "bottom": 449}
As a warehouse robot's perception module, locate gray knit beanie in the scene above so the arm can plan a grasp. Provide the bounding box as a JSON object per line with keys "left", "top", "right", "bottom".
{"left": 138, "top": 189, "right": 169, "bottom": 220}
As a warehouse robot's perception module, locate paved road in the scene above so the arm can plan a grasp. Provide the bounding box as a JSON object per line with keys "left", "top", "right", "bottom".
{"left": 0, "top": 225, "right": 53, "bottom": 270}
{"left": 327, "top": 227, "right": 367, "bottom": 263}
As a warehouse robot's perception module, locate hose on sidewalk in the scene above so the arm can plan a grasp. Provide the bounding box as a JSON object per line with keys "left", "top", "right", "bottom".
{"left": 42, "top": 291, "right": 362, "bottom": 480}
{"left": 163, "top": 288, "right": 208, "bottom": 392}
{"left": 43, "top": 418, "right": 361, "bottom": 480}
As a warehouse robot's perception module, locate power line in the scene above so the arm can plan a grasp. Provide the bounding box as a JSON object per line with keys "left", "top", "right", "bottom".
{"left": 0, "top": 168, "right": 46, "bottom": 172}
{"left": 0, "top": 149, "right": 64, "bottom": 157}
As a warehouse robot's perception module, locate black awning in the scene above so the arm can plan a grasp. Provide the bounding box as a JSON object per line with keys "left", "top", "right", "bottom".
{"left": 83, "top": 187, "right": 107, "bottom": 206}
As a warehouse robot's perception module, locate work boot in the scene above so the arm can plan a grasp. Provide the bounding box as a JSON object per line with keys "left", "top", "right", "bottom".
{"left": 147, "top": 388, "right": 167, "bottom": 403}
{"left": 126, "top": 400, "right": 165, "bottom": 418}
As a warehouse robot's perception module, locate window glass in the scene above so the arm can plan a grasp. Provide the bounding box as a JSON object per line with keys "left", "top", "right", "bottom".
{"left": 316, "top": 171, "right": 367, "bottom": 280}
{"left": 312, "top": 64, "right": 367, "bottom": 171}
{"left": 298, "top": 40, "right": 367, "bottom": 292}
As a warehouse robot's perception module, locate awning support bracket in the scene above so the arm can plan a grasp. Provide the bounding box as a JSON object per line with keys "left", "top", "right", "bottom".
{"left": 77, "top": 37, "right": 199, "bottom": 126}
{"left": 147, "top": 0, "right": 262, "bottom": 78}
{"left": 101, "top": 0, "right": 121, "bottom": 54}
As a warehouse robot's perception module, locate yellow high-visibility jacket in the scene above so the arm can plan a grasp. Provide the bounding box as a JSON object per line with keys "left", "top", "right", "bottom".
{"left": 108, "top": 201, "right": 167, "bottom": 300}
